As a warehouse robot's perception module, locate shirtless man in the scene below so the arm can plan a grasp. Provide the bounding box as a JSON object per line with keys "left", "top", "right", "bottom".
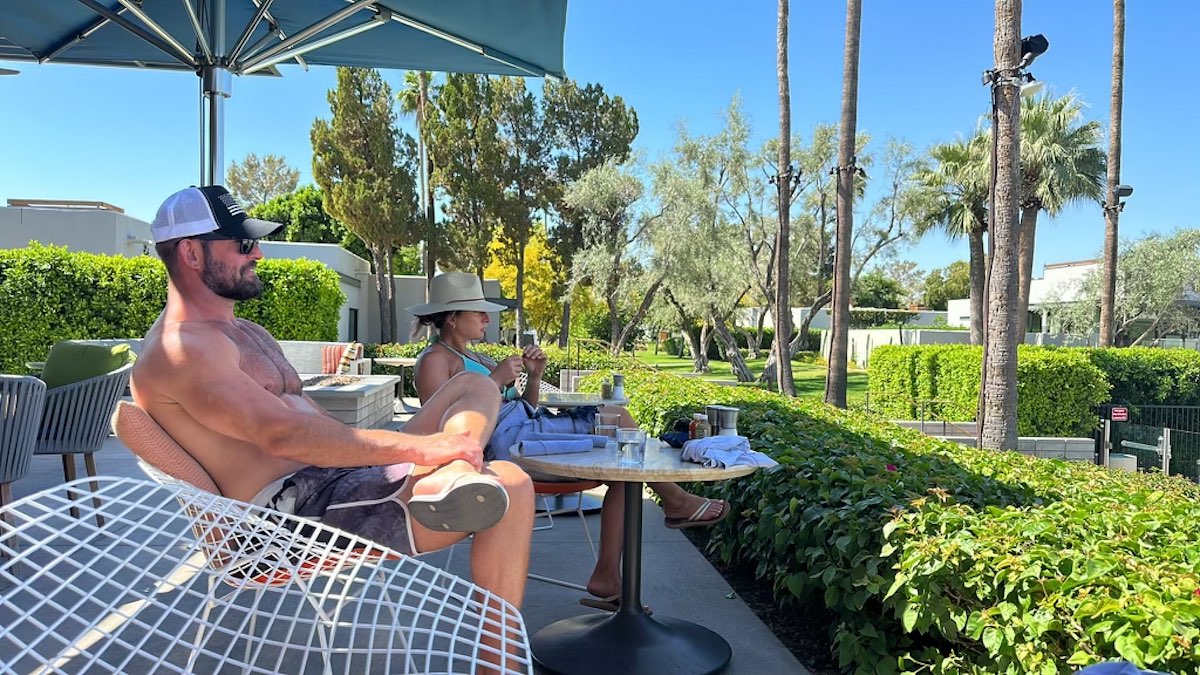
{"left": 130, "top": 186, "right": 534, "bottom": 619}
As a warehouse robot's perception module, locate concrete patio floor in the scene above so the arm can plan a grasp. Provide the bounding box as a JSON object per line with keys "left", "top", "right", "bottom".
{"left": 9, "top": 401, "right": 807, "bottom": 674}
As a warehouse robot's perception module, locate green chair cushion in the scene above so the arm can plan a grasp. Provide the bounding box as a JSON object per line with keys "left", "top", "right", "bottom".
{"left": 41, "top": 341, "right": 134, "bottom": 389}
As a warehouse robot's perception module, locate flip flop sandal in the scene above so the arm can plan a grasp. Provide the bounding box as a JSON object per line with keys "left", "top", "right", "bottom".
{"left": 578, "top": 594, "right": 653, "bottom": 615}
{"left": 409, "top": 473, "right": 509, "bottom": 533}
{"left": 663, "top": 498, "right": 730, "bottom": 530}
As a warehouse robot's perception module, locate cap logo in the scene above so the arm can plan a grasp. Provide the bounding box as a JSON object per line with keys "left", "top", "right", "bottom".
{"left": 219, "top": 193, "right": 245, "bottom": 217}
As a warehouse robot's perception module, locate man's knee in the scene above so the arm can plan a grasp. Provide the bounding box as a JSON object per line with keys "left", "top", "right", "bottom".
{"left": 487, "top": 461, "right": 534, "bottom": 503}
{"left": 446, "top": 372, "right": 501, "bottom": 407}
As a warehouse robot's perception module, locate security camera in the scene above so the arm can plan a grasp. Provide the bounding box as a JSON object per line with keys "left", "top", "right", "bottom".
{"left": 1113, "top": 185, "right": 1134, "bottom": 199}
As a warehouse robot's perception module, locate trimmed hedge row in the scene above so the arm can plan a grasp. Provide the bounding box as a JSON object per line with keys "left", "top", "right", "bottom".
{"left": 867, "top": 345, "right": 1110, "bottom": 437}
{"left": 600, "top": 371, "right": 1200, "bottom": 673}
{"left": 0, "top": 244, "right": 344, "bottom": 373}
{"left": 1083, "top": 347, "right": 1200, "bottom": 406}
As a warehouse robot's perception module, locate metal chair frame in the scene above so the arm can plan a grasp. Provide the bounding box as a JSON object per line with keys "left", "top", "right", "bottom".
{"left": 0, "top": 374, "right": 46, "bottom": 520}
{"left": 34, "top": 362, "right": 133, "bottom": 523}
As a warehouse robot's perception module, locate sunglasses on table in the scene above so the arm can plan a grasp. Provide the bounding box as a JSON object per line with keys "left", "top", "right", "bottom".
{"left": 194, "top": 232, "right": 260, "bottom": 255}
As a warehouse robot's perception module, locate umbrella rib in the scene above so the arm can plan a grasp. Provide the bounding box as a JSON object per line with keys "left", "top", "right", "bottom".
{"left": 227, "top": 0, "right": 277, "bottom": 63}
{"left": 179, "top": 0, "right": 214, "bottom": 62}
{"left": 236, "top": 0, "right": 377, "bottom": 73}
{"left": 116, "top": 0, "right": 198, "bottom": 65}
{"left": 72, "top": 0, "right": 197, "bottom": 69}
{"left": 40, "top": 5, "right": 133, "bottom": 64}
{"left": 242, "top": 18, "right": 386, "bottom": 75}
{"left": 383, "top": 10, "right": 549, "bottom": 77}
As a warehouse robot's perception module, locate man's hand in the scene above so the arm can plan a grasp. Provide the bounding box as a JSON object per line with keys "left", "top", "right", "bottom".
{"left": 411, "top": 431, "right": 485, "bottom": 471}
{"left": 521, "top": 345, "right": 547, "bottom": 376}
{"left": 492, "top": 355, "right": 524, "bottom": 386}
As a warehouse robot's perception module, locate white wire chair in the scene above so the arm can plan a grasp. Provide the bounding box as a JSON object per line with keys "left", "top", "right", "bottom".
{"left": 0, "top": 476, "right": 532, "bottom": 674}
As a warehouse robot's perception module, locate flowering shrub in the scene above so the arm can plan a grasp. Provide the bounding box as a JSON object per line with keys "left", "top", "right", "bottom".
{"left": 599, "top": 370, "right": 1200, "bottom": 674}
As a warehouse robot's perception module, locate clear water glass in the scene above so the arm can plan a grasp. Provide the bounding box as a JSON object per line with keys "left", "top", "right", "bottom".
{"left": 615, "top": 427, "right": 646, "bottom": 467}
{"left": 594, "top": 412, "right": 621, "bottom": 438}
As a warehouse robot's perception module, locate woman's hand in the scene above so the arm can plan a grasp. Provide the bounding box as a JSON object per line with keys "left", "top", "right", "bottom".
{"left": 521, "top": 345, "right": 547, "bottom": 377}
{"left": 491, "top": 355, "right": 524, "bottom": 386}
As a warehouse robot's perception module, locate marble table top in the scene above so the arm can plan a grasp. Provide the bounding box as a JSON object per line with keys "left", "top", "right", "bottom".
{"left": 511, "top": 438, "right": 759, "bottom": 483}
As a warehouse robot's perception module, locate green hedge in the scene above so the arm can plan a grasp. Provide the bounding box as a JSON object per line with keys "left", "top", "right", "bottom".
{"left": 608, "top": 371, "right": 1200, "bottom": 673}
{"left": 1082, "top": 347, "right": 1200, "bottom": 406}
{"left": 0, "top": 243, "right": 343, "bottom": 373}
{"left": 850, "top": 308, "right": 918, "bottom": 329}
{"left": 867, "top": 345, "right": 1110, "bottom": 437}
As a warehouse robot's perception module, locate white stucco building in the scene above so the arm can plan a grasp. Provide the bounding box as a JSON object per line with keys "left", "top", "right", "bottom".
{"left": 947, "top": 259, "right": 1097, "bottom": 334}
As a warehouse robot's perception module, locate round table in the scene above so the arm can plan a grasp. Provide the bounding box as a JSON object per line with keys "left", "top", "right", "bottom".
{"left": 513, "top": 439, "right": 758, "bottom": 675}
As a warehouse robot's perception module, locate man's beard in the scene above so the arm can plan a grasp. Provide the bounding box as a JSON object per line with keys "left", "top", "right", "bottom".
{"left": 201, "top": 248, "right": 263, "bottom": 301}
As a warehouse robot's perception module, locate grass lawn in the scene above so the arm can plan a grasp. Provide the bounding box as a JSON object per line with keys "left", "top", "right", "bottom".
{"left": 632, "top": 348, "right": 868, "bottom": 403}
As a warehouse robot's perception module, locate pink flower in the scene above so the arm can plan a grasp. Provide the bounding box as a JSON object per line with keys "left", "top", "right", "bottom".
{"left": 886, "top": 464, "right": 897, "bottom": 472}
{"left": 1194, "top": 588, "right": 1200, "bottom": 598}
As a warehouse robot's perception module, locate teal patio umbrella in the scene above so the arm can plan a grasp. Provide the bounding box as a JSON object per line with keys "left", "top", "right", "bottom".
{"left": 0, "top": 0, "right": 567, "bottom": 184}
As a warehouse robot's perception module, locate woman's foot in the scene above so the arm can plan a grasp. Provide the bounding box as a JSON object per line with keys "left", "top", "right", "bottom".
{"left": 661, "top": 494, "right": 728, "bottom": 529}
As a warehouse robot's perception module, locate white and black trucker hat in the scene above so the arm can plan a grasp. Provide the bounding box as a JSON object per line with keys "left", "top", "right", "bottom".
{"left": 150, "top": 185, "right": 284, "bottom": 243}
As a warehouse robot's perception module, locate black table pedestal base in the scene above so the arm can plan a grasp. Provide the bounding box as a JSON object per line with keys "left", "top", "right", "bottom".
{"left": 531, "top": 611, "right": 732, "bottom": 675}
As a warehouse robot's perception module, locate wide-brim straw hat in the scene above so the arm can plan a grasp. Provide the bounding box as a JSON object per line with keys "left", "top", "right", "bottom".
{"left": 405, "top": 272, "right": 510, "bottom": 316}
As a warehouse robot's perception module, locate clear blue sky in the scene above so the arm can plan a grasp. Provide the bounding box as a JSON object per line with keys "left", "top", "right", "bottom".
{"left": 1, "top": 1, "right": 1195, "bottom": 276}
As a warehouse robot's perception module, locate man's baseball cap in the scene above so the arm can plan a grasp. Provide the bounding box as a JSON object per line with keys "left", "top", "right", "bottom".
{"left": 150, "top": 185, "right": 284, "bottom": 243}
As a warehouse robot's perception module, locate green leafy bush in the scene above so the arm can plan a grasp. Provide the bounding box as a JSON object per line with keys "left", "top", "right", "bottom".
{"left": 609, "top": 371, "right": 1200, "bottom": 673}
{"left": 867, "top": 345, "right": 1110, "bottom": 436}
{"left": 0, "top": 244, "right": 343, "bottom": 372}
{"left": 234, "top": 258, "right": 344, "bottom": 341}
{"left": 850, "top": 309, "right": 918, "bottom": 329}
{"left": 1082, "top": 347, "right": 1200, "bottom": 406}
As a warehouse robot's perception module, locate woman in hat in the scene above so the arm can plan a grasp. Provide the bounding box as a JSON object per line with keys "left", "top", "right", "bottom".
{"left": 409, "top": 272, "right": 728, "bottom": 612}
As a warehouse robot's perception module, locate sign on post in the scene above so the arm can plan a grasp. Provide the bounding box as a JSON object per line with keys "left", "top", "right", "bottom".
{"left": 1111, "top": 407, "right": 1129, "bottom": 422}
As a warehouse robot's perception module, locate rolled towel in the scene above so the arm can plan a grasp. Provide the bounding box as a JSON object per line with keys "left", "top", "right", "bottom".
{"left": 526, "top": 431, "right": 609, "bottom": 447}
{"left": 518, "top": 439, "right": 594, "bottom": 457}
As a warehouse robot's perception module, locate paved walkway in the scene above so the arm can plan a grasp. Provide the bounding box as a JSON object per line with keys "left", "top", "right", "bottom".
{"left": 11, "top": 404, "right": 807, "bottom": 674}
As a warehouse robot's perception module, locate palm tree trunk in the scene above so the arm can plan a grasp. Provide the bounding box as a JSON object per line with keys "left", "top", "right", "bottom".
{"left": 773, "top": 0, "right": 796, "bottom": 396}
{"left": 1015, "top": 206, "right": 1038, "bottom": 341}
{"left": 968, "top": 227, "right": 986, "bottom": 345}
{"left": 982, "top": 0, "right": 1023, "bottom": 452}
{"left": 825, "top": 0, "right": 862, "bottom": 409}
{"left": 1099, "top": 0, "right": 1126, "bottom": 347}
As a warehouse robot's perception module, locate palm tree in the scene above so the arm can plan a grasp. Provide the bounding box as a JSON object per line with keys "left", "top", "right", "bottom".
{"left": 1099, "top": 0, "right": 1126, "bottom": 347}
{"left": 773, "top": 0, "right": 796, "bottom": 396}
{"left": 825, "top": 0, "right": 862, "bottom": 409}
{"left": 398, "top": 71, "right": 438, "bottom": 296}
{"left": 915, "top": 135, "right": 990, "bottom": 344}
{"left": 981, "top": 0, "right": 1022, "bottom": 452}
{"left": 1015, "top": 93, "right": 1105, "bottom": 338}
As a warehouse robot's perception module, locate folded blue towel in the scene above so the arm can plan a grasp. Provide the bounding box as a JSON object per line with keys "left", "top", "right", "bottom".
{"left": 526, "top": 431, "right": 609, "bottom": 447}
{"left": 518, "top": 439, "right": 593, "bottom": 457}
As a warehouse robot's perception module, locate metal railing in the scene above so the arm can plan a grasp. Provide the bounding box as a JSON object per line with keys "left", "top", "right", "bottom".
{"left": 1098, "top": 404, "right": 1200, "bottom": 481}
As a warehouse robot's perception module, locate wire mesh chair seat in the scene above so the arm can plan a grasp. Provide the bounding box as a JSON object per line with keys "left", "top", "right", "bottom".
{"left": 0, "top": 476, "right": 532, "bottom": 674}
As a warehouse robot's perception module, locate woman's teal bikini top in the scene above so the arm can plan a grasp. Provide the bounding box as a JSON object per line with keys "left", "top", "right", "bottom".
{"left": 437, "top": 340, "right": 518, "bottom": 401}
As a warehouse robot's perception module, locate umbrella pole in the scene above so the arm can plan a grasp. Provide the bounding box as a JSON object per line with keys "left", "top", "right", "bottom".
{"left": 200, "top": 66, "right": 231, "bottom": 186}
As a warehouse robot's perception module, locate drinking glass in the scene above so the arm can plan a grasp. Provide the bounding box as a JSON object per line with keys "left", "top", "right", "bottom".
{"left": 615, "top": 427, "right": 646, "bottom": 466}
{"left": 594, "top": 412, "right": 621, "bottom": 438}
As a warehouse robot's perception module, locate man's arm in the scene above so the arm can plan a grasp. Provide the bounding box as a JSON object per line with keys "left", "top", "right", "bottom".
{"left": 163, "top": 325, "right": 483, "bottom": 469}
